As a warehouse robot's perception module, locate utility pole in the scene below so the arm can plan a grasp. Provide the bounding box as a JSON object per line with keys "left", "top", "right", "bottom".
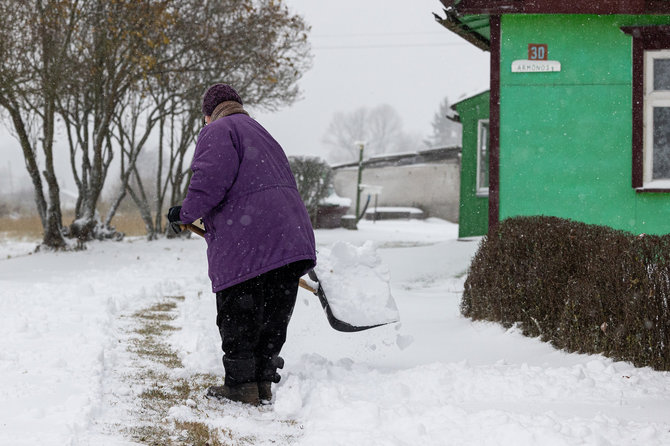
{"left": 354, "top": 141, "right": 365, "bottom": 222}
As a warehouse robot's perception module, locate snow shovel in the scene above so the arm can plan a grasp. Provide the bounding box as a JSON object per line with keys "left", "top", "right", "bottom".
{"left": 180, "top": 222, "right": 394, "bottom": 332}
{"left": 298, "top": 270, "right": 390, "bottom": 332}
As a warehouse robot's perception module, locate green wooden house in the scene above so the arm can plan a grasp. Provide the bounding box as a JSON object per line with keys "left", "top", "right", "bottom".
{"left": 436, "top": 0, "right": 670, "bottom": 235}
{"left": 452, "top": 90, "right": 490, "bottom": 238}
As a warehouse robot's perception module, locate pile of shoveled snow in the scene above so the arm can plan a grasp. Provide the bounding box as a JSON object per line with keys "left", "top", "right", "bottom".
{"left": 313, "top": 240, "right": 399, "bottom": 327}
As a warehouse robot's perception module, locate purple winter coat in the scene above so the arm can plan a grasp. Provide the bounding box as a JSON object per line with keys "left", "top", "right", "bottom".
{"left": 179, "top": 113, "right": 316, "bottom": 292}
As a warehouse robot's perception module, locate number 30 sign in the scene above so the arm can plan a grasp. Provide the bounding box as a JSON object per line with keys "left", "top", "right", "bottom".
{"left": 528, "top": 44, "right": 547, "bottom": 60}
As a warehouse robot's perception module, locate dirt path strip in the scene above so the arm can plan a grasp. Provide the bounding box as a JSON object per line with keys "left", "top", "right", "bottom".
{"left": 92, "top": 295, "right": 301, "bottom": 446}
{"left": 126, "top": 296, "right": 225, "bottom": 445}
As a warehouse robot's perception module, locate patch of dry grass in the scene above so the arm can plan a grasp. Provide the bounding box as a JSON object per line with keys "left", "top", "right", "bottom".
{"left": 147, "top": 302, "right": 178, "bottom": 313}
{"left": 0, "top": 210, "right": 149, "bottom": 240}
{"left": 174, "top": 420, "right": 226, "bottom": 446}
{"left": 110, "top": 212, "right": 152, "bottom": 237}
{"left": 135, "top": 322, "right": 179, "bottom": 337}
{"left": 0, "top": 214, "right": 46, "bottom": 240}
{"left": 126, "top": 297, "right": 236, "bottom": 445}
{"left": 133, "top": 370, "right": 228, "bottom": 445}
{"left": 130, "top": 302, "right": 183, "bottom": 369}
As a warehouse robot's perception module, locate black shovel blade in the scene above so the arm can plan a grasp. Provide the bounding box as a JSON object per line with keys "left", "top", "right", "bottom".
{"left": 307, "top": 270, "right": 391, "bottom": 332}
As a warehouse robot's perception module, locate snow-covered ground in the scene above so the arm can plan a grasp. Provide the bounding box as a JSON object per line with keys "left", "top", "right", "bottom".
{"left": 1, "top": 219, "right": 669, "bottom": 445}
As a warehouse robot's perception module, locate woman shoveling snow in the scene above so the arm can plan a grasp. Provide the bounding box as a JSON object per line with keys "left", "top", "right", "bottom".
{"left": 168, "top": 84, "right": 317, "bottom": 406}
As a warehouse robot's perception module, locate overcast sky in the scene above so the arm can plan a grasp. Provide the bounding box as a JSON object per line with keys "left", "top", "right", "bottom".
{"left": 0, "top": 0, "right": 490, "bottom": 194}
{"left": 254, "top": 0, "right": 490, "bottom": 160}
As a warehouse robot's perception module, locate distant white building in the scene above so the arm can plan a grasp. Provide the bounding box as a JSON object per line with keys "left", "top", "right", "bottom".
{"left": 331, "top": 147, "right": 461, "bottom": 222}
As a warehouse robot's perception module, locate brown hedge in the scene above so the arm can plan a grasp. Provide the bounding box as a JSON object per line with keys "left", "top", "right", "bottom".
{"left": 462, "top": 216, "right": 670, "bottom": 370}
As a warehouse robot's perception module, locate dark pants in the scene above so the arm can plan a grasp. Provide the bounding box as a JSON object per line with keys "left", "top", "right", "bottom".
{"left": 215, "top": 260, "right": 310, "bottom": 387}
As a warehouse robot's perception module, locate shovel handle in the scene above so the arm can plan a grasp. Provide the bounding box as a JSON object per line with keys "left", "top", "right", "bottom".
{"left": 182, "top": 222, "right": 317, "bottom": 294}
{"left": 298, "top": 278, "right": 317, "bottom": 294}
{"left": 181, "top": 223, "right": 205, "bottom": 238}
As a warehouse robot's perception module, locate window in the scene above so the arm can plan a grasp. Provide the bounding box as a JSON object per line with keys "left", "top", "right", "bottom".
{"left": 476, "top": 119, "right": 490, "bottom": 196}
{"left": 644, "top": 50, "right": 670, "bottom": 187}
{"left": 622, "top": 25, "right": 670, "bottom": 191}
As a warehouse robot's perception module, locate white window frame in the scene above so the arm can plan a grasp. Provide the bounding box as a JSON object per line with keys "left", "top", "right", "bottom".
{"left": 643, "top": 49, "right": 670, "bottom": 188}
{"left": 476, "top": 119, "right": 490, "bottom": 197}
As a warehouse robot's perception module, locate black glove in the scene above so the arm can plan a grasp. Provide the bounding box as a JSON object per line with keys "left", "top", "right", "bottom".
{"left": 167, "top": 205, "right": 183, "bottom": 234}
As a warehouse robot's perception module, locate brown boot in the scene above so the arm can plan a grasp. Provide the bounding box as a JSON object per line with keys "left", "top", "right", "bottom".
{"left": 256, "top": 354, "right": 283, "bottom": 404}
{"left": 206, "top": 382, "right": 260, "bottom": 405}
{"left": 258, "top": 381, "right": 272, "bottom": 404}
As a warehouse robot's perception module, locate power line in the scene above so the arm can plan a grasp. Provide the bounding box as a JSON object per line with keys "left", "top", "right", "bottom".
{"left": 314, "top": 42, "right": 468, "bottom": 50}
{"left": 312, "top": 31, "right": 448, "bottom": 38}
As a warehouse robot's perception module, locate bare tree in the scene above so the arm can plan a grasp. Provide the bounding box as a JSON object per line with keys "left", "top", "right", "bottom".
{"left": 1, "top": 0, "right": 313, "bottom": 245}
{"left": 178, "top": 0, "right": 312, "bottom": 110}
{"left": 425, "top": 96, "right": 462, "bottom": 148}
{"left": 58, "top": 0, "right": 175, "bottom": 241}
{"left": 103, "top": 85, "right": 175, "bottom": 240}
{"left": 323, "top": 104, "right": 423, "bottom": 164}
{"left": 0, "top": 0, "right": 82, "bottom": 250}
{"left": 122, "top": 0, "right": 313, "bottom": 238}
{"left": 323, "top": 108, "right": 369, "bottom": 163}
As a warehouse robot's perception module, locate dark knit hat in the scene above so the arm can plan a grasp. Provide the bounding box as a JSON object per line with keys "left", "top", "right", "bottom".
{"left": 201, "top": 84, "right": 243, "bottom": 116}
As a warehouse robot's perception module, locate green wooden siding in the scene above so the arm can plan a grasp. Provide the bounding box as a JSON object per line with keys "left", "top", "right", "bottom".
{"left": 499, "top": 14, "right": 670, "bottom": 235}
{"left": 454, "top": 91, "right": 490, "bottom": 238}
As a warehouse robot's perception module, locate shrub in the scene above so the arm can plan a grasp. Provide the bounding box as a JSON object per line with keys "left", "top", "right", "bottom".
{"left": 463, "top": 216, "right": 670, "bottom": 370}
{"left": 288, "top": 156, "right": 333, "bottom": 226}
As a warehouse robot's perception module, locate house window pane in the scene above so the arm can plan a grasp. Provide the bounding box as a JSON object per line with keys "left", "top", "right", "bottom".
{"left": 653, "top": 59, "right": 670, "bottom": 91}
{"left": 653, "top": 106, "right": 670, "bottom": 180}
{"left": 478, "top": 121, "right": 489, "bottom": 190}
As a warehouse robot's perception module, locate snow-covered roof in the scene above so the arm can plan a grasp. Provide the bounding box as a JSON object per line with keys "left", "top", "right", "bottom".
{"left": 331, "top": 146, "right": 460, "bottom": 170}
